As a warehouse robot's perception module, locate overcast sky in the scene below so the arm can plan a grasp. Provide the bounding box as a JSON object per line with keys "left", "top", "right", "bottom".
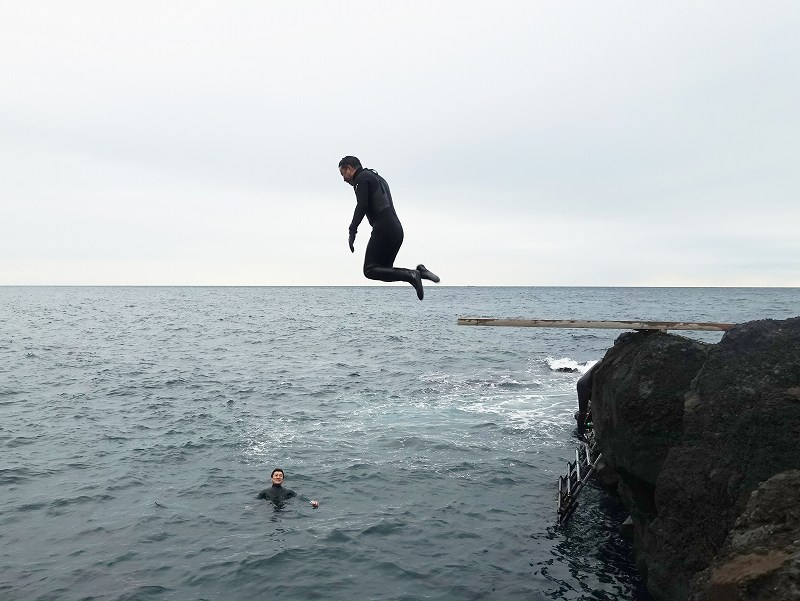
{"left": 2, "top": 1, "right": 798, "bottom": 286}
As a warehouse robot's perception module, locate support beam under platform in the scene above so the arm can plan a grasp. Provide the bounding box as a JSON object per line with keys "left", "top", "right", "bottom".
{"left": 457, "top": 318, "right": 734, "bottom": 332}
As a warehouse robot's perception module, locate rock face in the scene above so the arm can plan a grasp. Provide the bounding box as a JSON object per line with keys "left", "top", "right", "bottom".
{"left": 692, "top": 470, "right": 800, "bottom": 601}
{"left": 591, "top": 330, "right": 710, "bottom": 568}
{"left": 592, "top": 331, "right": 709, "bottom": 487}
{"left": 590, "top": 317, "right": 800, "bottom": 601}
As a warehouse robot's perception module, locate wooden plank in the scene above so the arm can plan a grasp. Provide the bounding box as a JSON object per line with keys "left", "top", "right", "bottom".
{"left": 457, "top": 318, "right": 734, "bottom": 331}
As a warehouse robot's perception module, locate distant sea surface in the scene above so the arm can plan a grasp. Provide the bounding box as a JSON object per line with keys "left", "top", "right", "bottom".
{"left": 2, "top": 286, "right": 797, "bottom": 601}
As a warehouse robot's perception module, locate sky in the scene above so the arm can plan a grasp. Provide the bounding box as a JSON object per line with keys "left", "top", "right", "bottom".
{"left": 2, "top": 1, "right": 799, "bottom": 286}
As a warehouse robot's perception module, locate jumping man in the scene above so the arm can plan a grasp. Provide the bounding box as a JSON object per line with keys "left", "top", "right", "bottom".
{"left": 338, "top": 156, "right": 439, "bottom": 300}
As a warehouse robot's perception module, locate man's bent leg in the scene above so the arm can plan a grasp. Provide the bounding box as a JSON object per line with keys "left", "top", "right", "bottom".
{"left": 363, "top": 219, "right": 423, "bottom": 299}
{"left": 364, "top": 265, "right": 424, "bottom": 300}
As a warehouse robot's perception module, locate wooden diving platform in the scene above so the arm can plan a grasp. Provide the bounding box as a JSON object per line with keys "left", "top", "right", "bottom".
{"left": 457, "top": 318, "right": 734, "bottom": 332}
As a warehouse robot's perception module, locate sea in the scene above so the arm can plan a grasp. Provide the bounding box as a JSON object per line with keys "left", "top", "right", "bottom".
{"left": 1, "top": 286, "right": 797, "bottom": 601}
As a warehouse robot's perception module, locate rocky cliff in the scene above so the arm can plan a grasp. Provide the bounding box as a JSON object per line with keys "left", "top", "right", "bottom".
{"left": 590, "top": 317, "right": 800, "bottom": 600}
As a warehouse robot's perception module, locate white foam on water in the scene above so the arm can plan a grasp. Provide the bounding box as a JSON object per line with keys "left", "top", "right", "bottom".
{"left": 456, "top": 392, "right": 574, "bottom": 430}
{"left": 546, "top": 357, "right": 598, "bottom": 374}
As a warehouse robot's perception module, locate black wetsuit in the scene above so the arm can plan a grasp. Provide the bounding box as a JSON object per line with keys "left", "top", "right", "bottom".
{"left": 348, "top": 168, "right": 413, "bottom": 283}
{"left": 257, "top": 484, "right": 296, "bottom": 502}
{"left": 576, "top": 362, "right": 599, "bottom": 434}
{"left": 576, "top": 365, "right": 594, "bottom": 415}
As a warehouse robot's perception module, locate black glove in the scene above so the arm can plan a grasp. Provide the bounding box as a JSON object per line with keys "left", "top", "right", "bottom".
{"left": 348, "top": 233, "right": 355, "bottom": 253}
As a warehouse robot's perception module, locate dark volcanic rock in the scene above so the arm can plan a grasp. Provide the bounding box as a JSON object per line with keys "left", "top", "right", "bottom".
{"left": 691, "top": 470, "right": 800, "bottom": 601}
{"left": 588, "top": 318, "right": 800, "bottom": 600}
{"left": 645, "top": 318, "right": 800, "bottom": 601}
{"left": 592, "top": 330, "right": 710, "bottom": 488}
{"left": 590, "top": 330, "right": 710, "bottom": 581}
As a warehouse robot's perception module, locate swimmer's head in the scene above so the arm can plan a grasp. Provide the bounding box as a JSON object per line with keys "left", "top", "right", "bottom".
{"left": 338, "top": 156, "right": 361, "bottom": 185}
{"left": 338, "top": 156, "right": 361, "bottom": 170}
{"left": 271, "top": 468, "right": 285, "bottom": 486}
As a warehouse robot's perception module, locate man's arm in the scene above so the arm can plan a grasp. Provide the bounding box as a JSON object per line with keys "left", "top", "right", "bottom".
{"left": 295, "top": 491, "right": 319, "bottom": 507}
{"left": 348, "top": 178, "right": 371, "bottom": 245}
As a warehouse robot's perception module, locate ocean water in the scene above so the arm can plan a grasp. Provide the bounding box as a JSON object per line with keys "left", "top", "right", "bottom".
{"left": 1, "top": 286, "right": 797, "bottom": 601}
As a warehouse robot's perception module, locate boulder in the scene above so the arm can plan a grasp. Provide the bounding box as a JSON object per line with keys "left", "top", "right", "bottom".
{"left": 691, "top": 469, "right": 800, "bottom": 601}
{"left": 592, "top": 330, "right": 709, "bottom": 488}
{"left": 590, "top": 330, "right": 710, "bottom": 582}
{"left": 645, "top": 318, "right": 800, "bottom": 600}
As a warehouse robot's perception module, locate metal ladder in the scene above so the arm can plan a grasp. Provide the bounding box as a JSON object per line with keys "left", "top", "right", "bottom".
{"left": 557, "top": 429, "right": 602, "bottom": 524}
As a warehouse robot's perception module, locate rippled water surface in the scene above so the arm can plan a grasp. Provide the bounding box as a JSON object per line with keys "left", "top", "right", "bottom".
{"left": 1, "top": 286, "right": 796, "bottom": 600}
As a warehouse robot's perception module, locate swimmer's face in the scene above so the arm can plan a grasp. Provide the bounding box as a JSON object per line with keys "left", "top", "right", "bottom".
{"left": 271, "top": 470, "right": 284, "bottom": 485}
{"left": 340, "top": 165, "right": 356, "bottom": 185}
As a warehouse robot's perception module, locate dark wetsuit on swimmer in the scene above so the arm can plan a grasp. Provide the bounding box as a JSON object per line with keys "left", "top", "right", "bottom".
{"left": 348, "top": 168, "right": 415, "bottom": 285}
{"left": 575, "top": 361, "right": 600, "bottom": 436}
{"left": 257, "top": 484, "right": 296, "bottom": 502}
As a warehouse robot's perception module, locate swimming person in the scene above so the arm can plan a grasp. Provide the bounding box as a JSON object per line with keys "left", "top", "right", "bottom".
{"left": 257, "top": 468, "right": 319, "bottom": 508}
{"left": 575, "top": 362, "right": 600, "bottom": 438}
{"left": 338, "top": 156, "right": 439, "bottom": 300}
